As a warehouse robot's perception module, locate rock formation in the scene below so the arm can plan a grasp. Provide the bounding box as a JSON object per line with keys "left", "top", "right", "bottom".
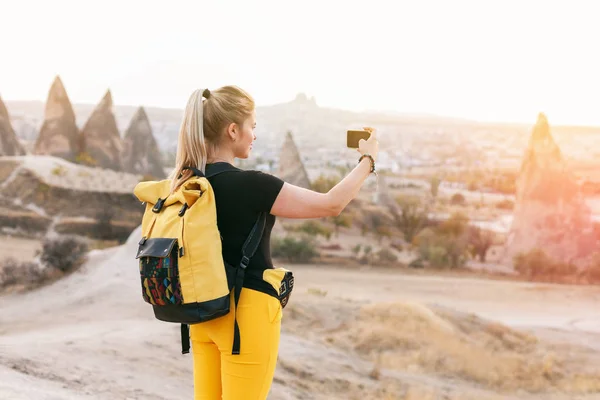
{"left": 506, "top": 113, "right": 596, "bottom": 266}
{"left": 33, "top": 76, "right": 80, "bottom": 162}
{"left": 277, "top": 130, "right": 311, "bottom": 189}
{"left": 0, "top": 95, "right": 26, "bottom": 156}
{"left": 80, "top": 90, "right": 122, "bottom": 170}
{"left": 121, "top": 107, "right": 164, "bottom": 178}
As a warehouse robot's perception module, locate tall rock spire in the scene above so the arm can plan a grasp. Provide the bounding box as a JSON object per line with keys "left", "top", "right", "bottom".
{"left": 506, "top": 113, "right": 596, "bottom": 266}
{"left": 80, "top": 90, "right": 122, "bottom": 170}
{"left": 0, "top": 95, "right": 26, "bottom": 156}
{"left": 33, "top": 76, "right": 80, "bottom": 162}
{"left": 277, "top": 130, "right": 311, "bottom": 189}
{"left": 121, "top": 107, "right": 164, "bottom": 178}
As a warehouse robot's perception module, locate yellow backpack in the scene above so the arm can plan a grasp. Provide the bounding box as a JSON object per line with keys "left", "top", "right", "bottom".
{"left": 133, "top": 166, "right": 266, "bottom": 355}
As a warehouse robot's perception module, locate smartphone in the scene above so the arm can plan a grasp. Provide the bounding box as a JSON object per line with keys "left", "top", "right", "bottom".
{"left": 346, "top": 130, "right": 371, "bottom": 148}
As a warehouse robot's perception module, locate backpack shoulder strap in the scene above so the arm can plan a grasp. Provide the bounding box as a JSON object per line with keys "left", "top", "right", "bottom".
{"left": 231, "top": 211, "right": 266, "bottom": 355}
{"left": 240, "top": 212, "right": 267, "bottom": 267}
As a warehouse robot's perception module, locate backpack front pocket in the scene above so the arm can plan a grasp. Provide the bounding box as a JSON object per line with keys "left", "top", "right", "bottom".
{"left": 136, "top": 238, "right": 183, "bottom": 306}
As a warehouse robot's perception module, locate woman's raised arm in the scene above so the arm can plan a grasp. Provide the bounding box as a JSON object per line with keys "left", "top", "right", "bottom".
{"left": 270, "top": 127, "right": 379, "bottom": 219}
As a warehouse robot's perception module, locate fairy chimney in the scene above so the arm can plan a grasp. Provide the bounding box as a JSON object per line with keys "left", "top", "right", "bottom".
{"left": 33, "top": 76, "right": 80, "bottom": 162}
{"left": 80, "top": 90, "right": 122, "bottom": 170}
{"left": 0, "top": 95, "right": 26, "bottom": 156}
{"left": 277, "top": 131, "right": 311, "bottom": 189}
{"left": 121, "top": 107, "right": 164, "bottom": 178}
{"left": 505, "top": 113, "right": 596, "bottom": 266}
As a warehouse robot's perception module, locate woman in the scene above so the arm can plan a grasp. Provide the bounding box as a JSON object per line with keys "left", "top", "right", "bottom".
{"left": 168, "top": 86, "right": 379, "bottom": 400}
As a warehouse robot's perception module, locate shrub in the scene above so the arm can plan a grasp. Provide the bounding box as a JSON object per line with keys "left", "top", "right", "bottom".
{"left": 514, "top": 249, "right": 577, "bottom": 280}
{"left": 376, "top": 248, "right": 398, "bottom": 264}
{"left": 496, "top": 199, "right": 515, "bottom": 210}
{"left": 271, "top": 236, "right": 319, "bottom": 263}
{"left": 468, "top": 226, "right": 495, "bottom": 262}
{"left": 76, "top": 152, "right": 97, "bottom": 166}
{"left": 450, "top": 193, "right": 466, "bottom": 206}
{"left": 311, "top": 174, "right": 341, "bottom": 193}
{"left": 467, "top": 181, "right": 479, "bottom": 191}
{"left": 38, "top": 236, "right": 89, "bottom": 273}
{"left": 51, "top": 165, "right": 67, "bottom": 176}
{"left": 329, "top": 213, "right": 353, "bottom": 236}
{"left": 408, "top": 258, "right": 425, "bottom": 269}
{"left": 0, "top": 258, "right": 44, "bottom": 288}
{"left": 294, "top": 221, "right": 332, "bottom": 240}
{"left": 392, "top": 196, "right": 428, "bottom": 243}
{"left": 415, "top": 215, "right": 470, "bottom": 269}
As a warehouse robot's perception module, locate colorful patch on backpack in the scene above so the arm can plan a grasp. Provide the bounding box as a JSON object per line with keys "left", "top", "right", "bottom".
{"left": 139, "top": 254, "right": 183, "bottom": 305}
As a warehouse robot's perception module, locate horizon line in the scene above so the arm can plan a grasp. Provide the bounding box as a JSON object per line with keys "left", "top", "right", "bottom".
{"left": 3, "top": 96, "right": 600, "bottom": 130}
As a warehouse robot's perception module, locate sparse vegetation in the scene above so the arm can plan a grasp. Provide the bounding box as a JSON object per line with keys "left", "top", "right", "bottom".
{"left": 311, "top": 174, "right": 340, "bottom": 194}
{"left": 414, "top": 213, "right": 470, "bottom": 268}
{"left": 429, "top": 175, "right": 441, "bottom": 200}
{"left": 51, "top": 165, "right": 67, "bottom": 176}
{"left": 514, "top": 249, "right": 577, "bottom": 281}
{"left": 75, "top": 152, "right": 97, "bottom": 167}
{"left": 468, "top": 226, "right": 495, "bottom": 262}
{"left": 391, "top": 196, "right": 428, "bottom": 243}
{"left": 376, "top": 248, "right": 398, "bottom": 264}
{"left": 1, "top": 236, "right": 89, "bottom": 290}
{"left": 374, "top": 226, "right": 392, "bottom": 244}
{"left": 272, "top": 236, "right": 319, "bottom": 263}
{"left": 292, "top": 220, "right": 332, "bottom": 240}
{"left": 0, "top": 258, "right": 43, "bottom": 287}
{"left": 444, "top": 168, "right": 517, "bottom": 195}
{"left": 38, "top": 236, "right": 89, "bottom": 273}
{"left": 329, "top": 213, "right": 352, "bottom": 236}
{"left": 351, "top": 244, "right": 362, "bottom": 258}
{"left": 450, "top": 192, "right": 467, "bottom": 206}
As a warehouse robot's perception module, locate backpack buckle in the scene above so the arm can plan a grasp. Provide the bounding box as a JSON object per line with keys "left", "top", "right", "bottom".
{"left": 178, "top": 203, "right": 188, "bottom": 217}
{"left": 240, "top": 256, "right": 250, "bottom": 269}
{"left": 152, "top": 198, "right": 166, "bottom": 213}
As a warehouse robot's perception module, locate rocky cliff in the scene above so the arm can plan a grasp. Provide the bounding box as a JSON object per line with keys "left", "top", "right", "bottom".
{"left": 121, "top": 107, "right": 164, "bottom": 178}
{"left": 0, "top": 95, "right": 26, "bottom": 156}
{"left": 0, "top": 156, "right": 143, "bottom": 241}
{"left": 506, "top": 113, "right": 597, "bottom": 266}
{"left": 80, "top": 90, "right": 122, "bottom": 170}
{"left": 277, "top": 131, "right": 311, "bottom": 189}
{"left": 33, "top": 76, "right": 80, "bottom": 162}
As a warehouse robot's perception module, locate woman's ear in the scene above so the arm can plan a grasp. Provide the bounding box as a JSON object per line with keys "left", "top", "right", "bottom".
{"left": 227, "top": 122, "right": 238, "bottom": 142}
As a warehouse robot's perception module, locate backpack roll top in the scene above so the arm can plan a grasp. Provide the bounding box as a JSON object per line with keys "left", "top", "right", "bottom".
{"left": 133, "top": 177, "right": 230, "bottom": 324}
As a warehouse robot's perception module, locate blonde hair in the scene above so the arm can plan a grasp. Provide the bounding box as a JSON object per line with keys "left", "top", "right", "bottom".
{"left": 168, "top": 86, "right": 255, "bottom": 194}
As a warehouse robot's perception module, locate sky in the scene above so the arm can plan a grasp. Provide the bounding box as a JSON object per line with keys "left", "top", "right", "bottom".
{"left": 1, "top": 0, "right": 599, "bottom": 126}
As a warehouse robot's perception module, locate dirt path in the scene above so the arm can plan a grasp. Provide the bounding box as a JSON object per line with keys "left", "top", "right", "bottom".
{"left": 290, "top": 264, "right": 600, "bottom": 332}
{"left": 1, "top": 230, "right": 600, "bottom": 399}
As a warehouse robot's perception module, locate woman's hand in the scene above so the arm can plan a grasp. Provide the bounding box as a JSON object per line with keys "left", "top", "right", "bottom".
{"left": 358, "top": 126, "right": 379, "bottom": 161}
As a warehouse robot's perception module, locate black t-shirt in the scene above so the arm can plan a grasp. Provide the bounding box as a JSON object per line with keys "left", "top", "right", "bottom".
{"left": 205, "top": 162, "right": 285, "bottom": 274}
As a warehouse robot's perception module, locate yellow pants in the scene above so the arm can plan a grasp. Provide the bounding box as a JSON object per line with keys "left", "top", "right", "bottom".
{"left": 190, "top": 288, "right": 282, "bottom": 400}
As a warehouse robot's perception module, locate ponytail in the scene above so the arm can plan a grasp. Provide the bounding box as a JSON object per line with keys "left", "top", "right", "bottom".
{"left": 168, "top": 89, "right": 210, "bottom": 194}
{"left": 168, "top": 86, "right": 255, "bottom": 194}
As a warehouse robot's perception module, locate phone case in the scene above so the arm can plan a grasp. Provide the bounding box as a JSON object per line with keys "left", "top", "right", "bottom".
{"left": 347, "top": 130, "right": 371, "bottom": 148}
